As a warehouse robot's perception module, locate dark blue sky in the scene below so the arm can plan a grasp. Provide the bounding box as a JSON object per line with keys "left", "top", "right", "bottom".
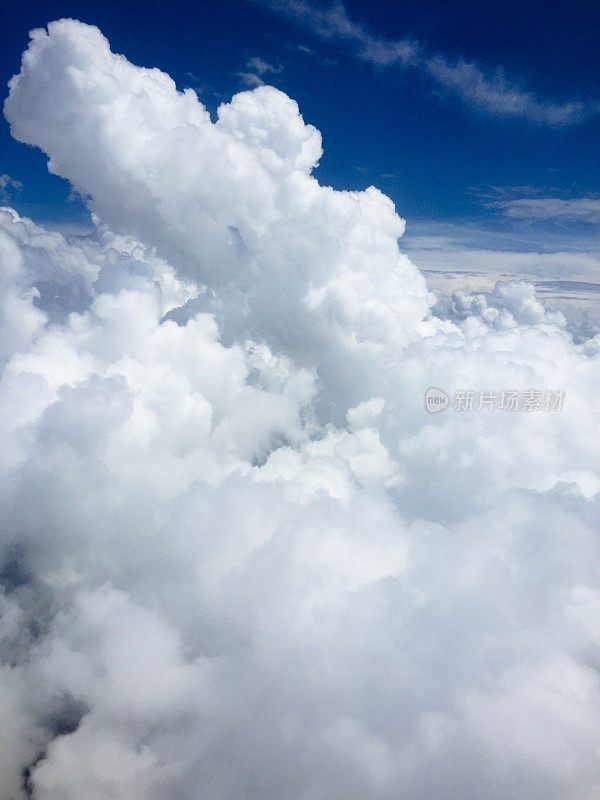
{"left": 1, "top": 0, "right": 599, "bottom": 246}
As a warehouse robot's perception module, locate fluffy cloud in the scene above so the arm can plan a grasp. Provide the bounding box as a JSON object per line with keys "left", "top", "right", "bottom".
{"left": 1, "top": 19, "right": 600, "bottom": 800}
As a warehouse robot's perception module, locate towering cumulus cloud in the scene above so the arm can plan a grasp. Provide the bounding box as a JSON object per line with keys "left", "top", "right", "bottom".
{"left": 1, "top": 19, "right": 599, "bottom": 800}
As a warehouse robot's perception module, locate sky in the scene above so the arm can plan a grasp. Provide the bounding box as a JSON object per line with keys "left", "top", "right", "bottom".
{"left": 1, "top": 0, "right": 599, "bottom": 264}
{"left": 1, "top": 7, "right": 600, "bottom": 800}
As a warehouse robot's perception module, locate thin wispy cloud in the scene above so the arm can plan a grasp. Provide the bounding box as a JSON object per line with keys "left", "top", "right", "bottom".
{"left": 263, "top": 0, "right": 599, "bottom": 125}
{"left": 494, "top": 197, "right": 600, "bottom": 223}
{"left": 424, "top": 57, "right": 593, "bottom": 125}
{"left": 238, "top": 56, "right": 283, "bottom": 87}
{"left": 294, "top": 41, "right": 339, "bottom": 67}
{"left": 474, "top": 186, "right": 600, "bottom": 223}
{"left": 265, "top": 0, "right": 419, "bottom": 65}
{"left": 0, "top": 173, "right": 22, "bottom": 201}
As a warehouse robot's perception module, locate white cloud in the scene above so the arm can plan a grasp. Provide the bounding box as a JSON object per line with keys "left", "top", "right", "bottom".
{"left": 237, "top": 71, "right": 265, "bottom": 87}
{"left": 402, "top": 221, "right": 600, "bottom": 325}
{"left": 1, "top": 19, "right": 600, "bottom": 800}
{"left": 263, "top": 0, "right": 599, "bottom": 124}
{"left": 424, "top": 57, "right": 593, "bottom": 125}
{"left": 494, "top": 197, "right": 600, "bottom": 223}
{"left": 265, "top": 0, "right": 419, "bottom": 65}
{"left": 246, "top": 56, "right": 281, "bottom": 76}
{"left": 402, "top": 220, "right": 600, "bottom": 277}
{"left": 238, "top": 57, "right": 282, "bottom": 87}
{"left": 0, "top": 173, "right": 23, "bottom": 201}
{"left": 0, "top": 174, "right": 22, "bottom": 191}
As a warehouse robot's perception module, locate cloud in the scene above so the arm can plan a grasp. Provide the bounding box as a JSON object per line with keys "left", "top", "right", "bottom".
{"left": 403, "top": 222, "right": 600, "bottom": 280}
{"left": 265, "top": 0, "right": 419, "bottom": 66}
{"left": 246, "top": 56, "right": 281, "bottom": 77}
{"left": 238, "top": 57, "right": 283, "bottom": 88}
{"left": 0, "top": 174, "right": 22, "bottom": 191}
{"left": 1, "top": 19, "right": 600, "bottom": 800}
{"left": 493, "top": 197, "right": 600, "bottom": 223}
{"left": 262, "top": 0, "right": 599, "bottom": 124}
{"left": 472, "top": 187, "right": 600, "bottom": 224}
{"left": 423, "top": 57, "right": 593, "bottom": 125}
{"left": 0, "top": 173, "right": 23, "bottom": 201}
{"left": 402, "top": 220, "right": 600, "bottom": 325}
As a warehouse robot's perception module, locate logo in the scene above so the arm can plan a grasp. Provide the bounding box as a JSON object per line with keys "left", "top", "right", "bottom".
{"left": 425, "top": 387, "right": 449, "bottom": 413}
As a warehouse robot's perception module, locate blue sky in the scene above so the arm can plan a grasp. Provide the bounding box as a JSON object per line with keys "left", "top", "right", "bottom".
{"left": 1, "top": 0, "right": 599, "bottom": 289}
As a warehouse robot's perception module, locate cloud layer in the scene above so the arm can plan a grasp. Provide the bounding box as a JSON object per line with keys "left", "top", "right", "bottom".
{"left": 1, "top": 20, "right": 600, "bottom": 800}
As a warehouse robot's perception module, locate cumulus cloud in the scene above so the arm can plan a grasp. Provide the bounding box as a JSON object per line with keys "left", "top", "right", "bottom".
{"left": 1, "top": 19, "right": 600, "bottom": 800}
{"left": 261, "top": 0, "right": 599, "bottom": 125}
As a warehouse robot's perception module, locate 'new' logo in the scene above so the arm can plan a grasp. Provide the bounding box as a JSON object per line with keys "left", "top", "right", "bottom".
{"left": 425, "top": 387, "right": 449, "bottom": 413}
